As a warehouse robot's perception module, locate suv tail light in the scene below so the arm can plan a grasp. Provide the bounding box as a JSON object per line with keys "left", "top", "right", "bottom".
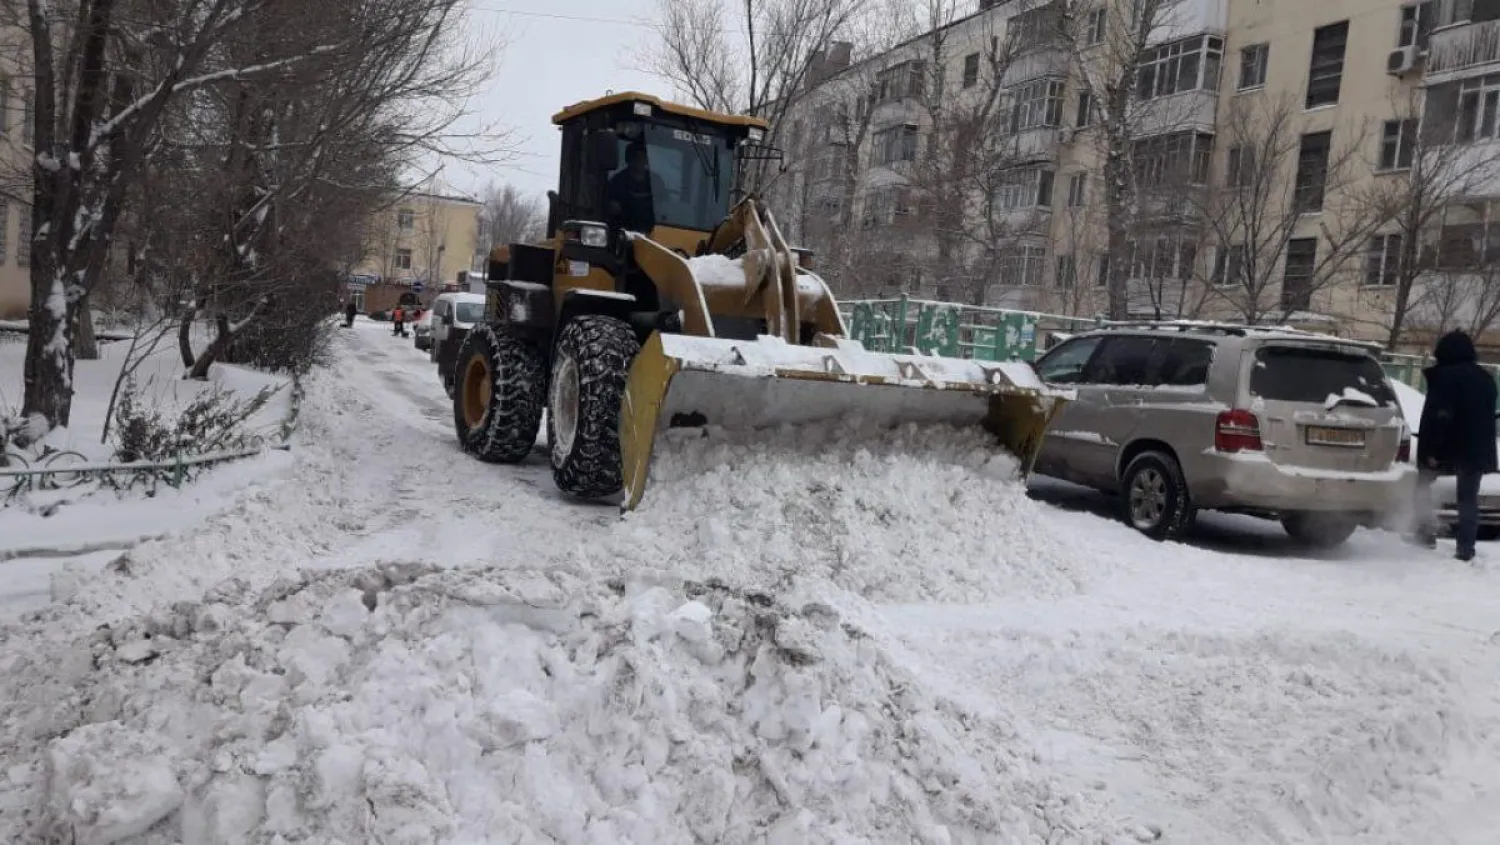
{"left": 1397, "top": 435, "right": 1412, "bottom": 463}
{"left": 1215, "top": 409, "right": 1263, "bottom": 453}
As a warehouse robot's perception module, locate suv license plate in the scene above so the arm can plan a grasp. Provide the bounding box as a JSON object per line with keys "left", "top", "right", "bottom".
{"left": 1306, "top": 426, "right": 1365, "bottom": 447}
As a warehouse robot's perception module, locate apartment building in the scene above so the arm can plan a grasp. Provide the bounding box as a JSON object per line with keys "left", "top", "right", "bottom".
{"left": 0, "top": 69, "right": 36, "bottom": 320}
{"left": 348, "top": 188, "right": 481, "bottom": 314}
{"left": 771, "top": 0, "right": 1500, "bottom": 350}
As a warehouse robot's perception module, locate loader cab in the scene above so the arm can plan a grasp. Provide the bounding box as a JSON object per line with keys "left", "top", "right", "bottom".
{"left": 548, "top": 93, "right": 769, "bottom": 256}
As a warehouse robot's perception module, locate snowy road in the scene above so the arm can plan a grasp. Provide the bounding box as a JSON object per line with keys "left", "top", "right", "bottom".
{"left": 4, "top": 319, "right": 1500, "bottom": 843}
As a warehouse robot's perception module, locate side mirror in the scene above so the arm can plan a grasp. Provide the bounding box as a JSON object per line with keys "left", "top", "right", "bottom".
{"left": 592, "top": 130, "right": 619, "bottom": 172}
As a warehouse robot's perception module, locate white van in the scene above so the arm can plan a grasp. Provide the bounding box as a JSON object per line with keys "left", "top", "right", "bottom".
{"left": 429, "top": 292, "right": 487, "bottom": 396}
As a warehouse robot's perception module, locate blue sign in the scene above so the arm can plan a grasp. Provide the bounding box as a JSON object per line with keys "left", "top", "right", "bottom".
{"left": 411, "top": 280, "right": 425, "bottom": 293}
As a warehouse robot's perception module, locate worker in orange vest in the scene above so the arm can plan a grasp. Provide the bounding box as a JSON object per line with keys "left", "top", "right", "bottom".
{"left": 392, "top": 305, "right": 405, "bottom": 336}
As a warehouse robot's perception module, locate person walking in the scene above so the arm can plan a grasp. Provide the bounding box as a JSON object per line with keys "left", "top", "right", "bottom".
{"left": 1414, "top": 329, "right": 1498, "bottom": 561}
{"left": 344, "top": 300, "right": 357, "bottom": 328}
{"left": 392, "top": 305, "right": 405, "bottom": 337}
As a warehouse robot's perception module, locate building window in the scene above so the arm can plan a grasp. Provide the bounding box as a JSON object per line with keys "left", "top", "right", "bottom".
{"left": 0, "top": 77, "right": 9, "bottom": 138}
{"left": 1131, "top": 130, "right": 1214, "bottom": 188}
{"left": 1076, "top": 89, "right": 1094, "bottom": 126}
{"left": 0, "top": 203, "right": 8, "bottom": 264}
{"left": 861, "top": 186, "right": 913, "bottom": 227}
{"left": 876, "top": 60, "right": 926, "bottom": 102}
{"left": 1380, "top": 119, "right": 1417, "bottom": 170}
{"left": 992, "top": 166, "right": 1055, "bottom": 211}
{"left": 1399, "top": 2, "right": 1433, "bottom": 49}
{"left": 811, "top": 149, "right": 847, "bottom": 182}
{"left": 998, "top": 245, "right": 1047, "bottom": 286}
{"left": 1056, "top": 254, "right": 1077, "bottom": 288}
{"left": 394, "top": 248, "right": 413, "bottom": 270}
{"left": 1097, "top": 253, "right": 1110, "bottom": 287}
{"left": 1009, "top": 78, "right": 1065, "bottom": 132}
{"left": 963, "top": 53, "right": 980, "bottom": 89}
{"left": 1456, "top": 75, "right": 1500, "bottom": 143}
{"left": 1127, "top": 237, "right": 1198, "bottom": 282}
{"left": 1136, "top": 35, "right": 1223, "bottom": 101}
{"left": 1226, "top": 145, "right": 1256, "bottom": 187}
{"left": 1238, "top": 43, "right": 1268, "bottom": 90}
{"left": 1306, "top": 20, "right": 1349, "bottom": 109}
{"left": 874, "top": 123, "right": 919, "bottom": 164}
{"left": 1067, "top": 172, "right": 1087, "bottom": 206}
{"left": 1086, "top": 8, "right": 1106, "bottom": 45}
{"left": 1010, "top": 4, "right": 1064, "bottom": 47}
{"left": 1294, "top": 131, "right": 1331, "bottom": 212}
{"left": 397, "top": 208, "right": 415, "bottom": 231}
{"left": 17, "top": 213, "right": 29, "bottom": 267}
{"left": 22, "top": 89, "right": 32, "bottom": 146}
{"left": 1282, "top": 238, "right": 1318, "bottom": 312}
{"left": 1212, "top": 244, "right": 1246, "bottom": 287}
{"left": 1365, "top": 233, "right": 1402, "bottom": 286}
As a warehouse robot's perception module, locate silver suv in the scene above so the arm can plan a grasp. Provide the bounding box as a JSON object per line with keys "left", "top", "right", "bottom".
{"left": 1030, "top": 322, "right": 1416, "bottom": 547}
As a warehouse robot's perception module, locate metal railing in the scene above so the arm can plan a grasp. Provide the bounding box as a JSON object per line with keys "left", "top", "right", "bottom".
{"left": 1428, "top": 19, "right": 1500, "bottom": 76}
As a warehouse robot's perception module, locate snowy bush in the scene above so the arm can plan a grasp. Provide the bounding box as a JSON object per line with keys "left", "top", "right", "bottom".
{"left": 222, "top": 272, "right": 342, "bottom": 375}
{"left": 111, "top": 377, "right": 278, "bottom": 464}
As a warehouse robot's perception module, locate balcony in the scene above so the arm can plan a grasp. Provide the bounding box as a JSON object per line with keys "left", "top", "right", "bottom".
{"left": 1427, "top": 20, "right": 1500, "bottom": 84}
{"left": 1130, "top": 90, "right": 1218, "bottom": 138}
{"left": 1001, "top": 50, "right": 1069, "bottom": 88}
{"left": 1004, "top": 127, "right": 1063, "bottom": 161}
{"left": 1432, "top": 138, "right": 1500, "bottom": 199}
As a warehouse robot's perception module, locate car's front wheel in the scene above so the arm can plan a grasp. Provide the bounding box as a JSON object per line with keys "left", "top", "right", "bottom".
{"left": 1120, "top": 451, "right": 1195, "bottom": 542}
{"left": 1281, "top": 511, "right": 1359, "bottom": 549}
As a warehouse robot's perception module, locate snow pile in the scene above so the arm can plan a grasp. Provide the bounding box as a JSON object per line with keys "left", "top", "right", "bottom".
{"left": 590, "top": 420, "right": 1096, "bottom": 603}
{"left": 2, "top": 564, "right": 1145, "bottom": 843}
{"left": 917, "top": 624, "right": 1479, "bottom": 841}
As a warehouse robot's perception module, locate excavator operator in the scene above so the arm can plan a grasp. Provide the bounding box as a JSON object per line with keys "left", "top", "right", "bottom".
{"left": 606, "top": 141, "right": 666, "bottom": 234}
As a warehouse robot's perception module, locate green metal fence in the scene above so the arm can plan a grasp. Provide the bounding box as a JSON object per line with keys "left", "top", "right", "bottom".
{"left": 839, "top": 295, "right": 1500, "bottom": 400}
{"left": 843, "top": 296, "right": 1100, "bottom": 362}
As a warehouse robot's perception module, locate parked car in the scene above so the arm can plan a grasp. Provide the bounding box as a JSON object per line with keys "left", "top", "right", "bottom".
{"left": 413, "top": 309, "right": 435, "bottom": 351}
{"left": 1029, "top": 322, "right": 1415, "bottom": 547}
{"left": 1390, "top": 380, "right": 1500, "bottom": 542}
{"left": 429, "top": 292, "right": 488, "bottom": 396}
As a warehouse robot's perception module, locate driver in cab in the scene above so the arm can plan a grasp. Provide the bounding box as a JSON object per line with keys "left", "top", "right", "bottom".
{"left": 606, "top": 141, "right": 667, "bottom": 234}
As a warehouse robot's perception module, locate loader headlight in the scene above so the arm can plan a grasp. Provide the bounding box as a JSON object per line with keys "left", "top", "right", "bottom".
{"left": 579, "top": 223, "right": 608, "bottom": 248}
{"left": 747, "top": 127, "right": 765, "bottom": 143}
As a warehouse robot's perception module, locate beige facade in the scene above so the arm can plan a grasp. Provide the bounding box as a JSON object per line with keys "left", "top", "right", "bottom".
{"left": 0, "top": 66, "right": 37, "bottom": 319}
{"left": 349, "top": 189, "right": 481, "bottom": 311}
{"left": 772, "top": 0, "right": 1500, "bottom": 353}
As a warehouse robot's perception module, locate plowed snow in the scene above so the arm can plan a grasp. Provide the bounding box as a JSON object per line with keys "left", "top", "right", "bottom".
{"left": 584, "top": 421, "right": 1095, "bottom": 603}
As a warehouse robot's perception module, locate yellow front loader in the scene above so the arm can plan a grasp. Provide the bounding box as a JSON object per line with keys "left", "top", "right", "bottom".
{"left": 450, "top": 91, "right": 1068, "bottom": 509}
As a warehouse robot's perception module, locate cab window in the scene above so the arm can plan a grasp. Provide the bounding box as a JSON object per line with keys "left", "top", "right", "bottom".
{"left": 1084, "top": 335, "right": 1160, "bottom": 386}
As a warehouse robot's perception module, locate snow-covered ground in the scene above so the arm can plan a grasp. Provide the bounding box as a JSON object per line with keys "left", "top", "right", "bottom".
{"left": 3, "top": 318, "right": 1500, "bottom": 843}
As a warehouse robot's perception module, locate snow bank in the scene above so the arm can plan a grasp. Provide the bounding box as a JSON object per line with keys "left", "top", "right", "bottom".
{"left": 587, "top": 421, "right": 1096, "bottom": 603}
{"left": 1, "top": 564, "right": 1142, "bottom": 843}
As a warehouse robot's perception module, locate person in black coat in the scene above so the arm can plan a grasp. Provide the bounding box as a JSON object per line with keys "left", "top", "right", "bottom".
{"left": 1414, "top": 329, "right": 1498, "bottom": 561}
{"left": 343, "top": 300, "right": 357, "bottom": 328}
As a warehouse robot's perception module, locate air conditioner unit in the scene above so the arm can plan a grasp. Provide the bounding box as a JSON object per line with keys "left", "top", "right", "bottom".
{"left": 1387, "top": 45, "right": 1422, "bottom": 76}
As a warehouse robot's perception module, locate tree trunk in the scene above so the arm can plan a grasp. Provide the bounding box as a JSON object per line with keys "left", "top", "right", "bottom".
{"left": 20, "top": 258, "right": 75, "bottom": 438}
{"left": 1103, "top": 148, "right": 1131, "bottom": 321}
{"left": 178, "top": 299, "right": 198, "bottom": 368}
{"left": 188, "top": 301, "right": 266, "bottom": 379}
{"left": 75, "top": 295, "right": 99, "bottom": 360}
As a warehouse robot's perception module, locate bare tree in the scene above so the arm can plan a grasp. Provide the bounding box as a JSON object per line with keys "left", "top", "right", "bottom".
{"left": 644, "top": 0, "right": 875, "bottom": 193}
{"left": 1190, "top": 94, "right": 1380, "bottom": 325}
{"left": 478, "top": 181, "right": 546, "bottom": 251}
{"left": 1343, "top": 88, "right": 1500, "bottom": 349}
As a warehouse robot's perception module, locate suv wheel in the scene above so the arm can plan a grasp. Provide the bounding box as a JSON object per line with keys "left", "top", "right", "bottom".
{"left": 1281, "top": 511, "right": 1359, "bottom": 549}
{"left": 1121, "top": 451, "right": 1194, "bottom": 541}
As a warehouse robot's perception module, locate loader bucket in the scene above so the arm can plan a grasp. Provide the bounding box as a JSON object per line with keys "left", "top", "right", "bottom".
{"left": 618, "top": 332, "right": 1071, "bottom": 511}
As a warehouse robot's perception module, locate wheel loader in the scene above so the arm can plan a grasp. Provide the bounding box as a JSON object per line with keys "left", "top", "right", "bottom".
{"left": 452, "top": 91, "right": 1069, "bottom": 509}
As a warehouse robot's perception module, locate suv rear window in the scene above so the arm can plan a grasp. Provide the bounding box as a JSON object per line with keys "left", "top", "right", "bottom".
{"left": 1249, "top": 346, "right": 1394, "bottom": 405}
{"left": 456, "top": 302, "right": 485, "bottom": 323}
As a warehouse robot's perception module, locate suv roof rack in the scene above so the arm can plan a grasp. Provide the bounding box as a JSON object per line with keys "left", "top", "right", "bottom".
{"left": 1100, "top": 319, "right": 1384, "bottom": 350}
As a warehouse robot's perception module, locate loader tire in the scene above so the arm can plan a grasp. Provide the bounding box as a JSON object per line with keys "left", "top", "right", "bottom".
{"left": 548, "top": 315, "right": 640, "bottom": 500}
{"left": 452, "top": 323, "right": 546, "bottom": 463}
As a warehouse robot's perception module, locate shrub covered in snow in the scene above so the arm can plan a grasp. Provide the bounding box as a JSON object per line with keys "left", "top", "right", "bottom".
{"left": 112, "top": 376, "right": 279, "bottom": 464}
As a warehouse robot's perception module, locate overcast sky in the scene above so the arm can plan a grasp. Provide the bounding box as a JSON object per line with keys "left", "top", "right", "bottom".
{"left": 443, "top": 0, "right": 665, "bottom": 201}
